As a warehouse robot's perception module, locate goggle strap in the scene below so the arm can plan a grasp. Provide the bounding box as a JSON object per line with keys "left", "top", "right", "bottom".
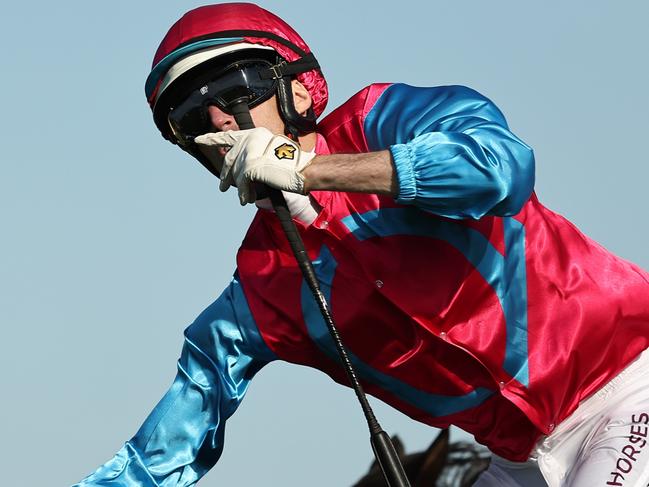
{"left": 258, "top": 53, "right": 320, "bottom": 80}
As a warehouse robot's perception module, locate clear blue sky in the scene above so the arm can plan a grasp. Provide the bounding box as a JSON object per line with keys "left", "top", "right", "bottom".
{"left": 2, "top": 1, "right": 648, "bottom": 486}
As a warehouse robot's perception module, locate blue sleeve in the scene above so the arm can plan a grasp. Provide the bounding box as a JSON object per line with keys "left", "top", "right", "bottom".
{"left": 73, "top": 274, "right": 276, "bottom": 486}
{"left": 364, "top": 84, "right": 535, "bottom": 219}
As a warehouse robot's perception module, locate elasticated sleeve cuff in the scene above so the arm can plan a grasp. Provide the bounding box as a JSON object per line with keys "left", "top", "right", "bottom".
{"left": 390, "top": 143, "right": 417, "bottom": 203}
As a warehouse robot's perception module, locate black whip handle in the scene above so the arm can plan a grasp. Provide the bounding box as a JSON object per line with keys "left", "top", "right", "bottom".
{"left": 371, "top": 430, "right": 411, "bottom": 487}
{"left": 229, "top": 99, "right": 255, "bottom": 130}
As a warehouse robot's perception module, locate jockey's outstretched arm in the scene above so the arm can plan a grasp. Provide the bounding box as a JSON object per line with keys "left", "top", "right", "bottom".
{"left": 74, "top": 274, "right": 275, "bottom": 486}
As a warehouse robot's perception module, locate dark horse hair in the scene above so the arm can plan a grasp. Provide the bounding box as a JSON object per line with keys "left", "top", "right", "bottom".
{"left": 352, "top": 429, "right": 490, "bottom": 487}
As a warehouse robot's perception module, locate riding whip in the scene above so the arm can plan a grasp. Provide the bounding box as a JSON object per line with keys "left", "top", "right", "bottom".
{"left": 228, "top": 96, "right": 411, "bottom": 487}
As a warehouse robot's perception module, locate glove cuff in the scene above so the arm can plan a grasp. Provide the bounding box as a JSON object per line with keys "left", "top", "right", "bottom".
{"left": 295, "top": 152, "right": 316, "bottom": 194}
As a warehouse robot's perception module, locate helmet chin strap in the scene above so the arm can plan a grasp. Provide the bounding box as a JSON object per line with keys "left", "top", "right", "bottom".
{"left": 275, "top": 76, "right": 316, "bottom": 140}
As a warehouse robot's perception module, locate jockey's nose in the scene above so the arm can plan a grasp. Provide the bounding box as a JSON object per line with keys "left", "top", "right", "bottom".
{"left": 208, "top": 105, "right": 238, "bottom": 132}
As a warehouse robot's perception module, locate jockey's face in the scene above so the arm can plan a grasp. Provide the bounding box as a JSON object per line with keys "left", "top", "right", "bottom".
{"left": 199, "top": 79, "right": 315, "bottom": 172}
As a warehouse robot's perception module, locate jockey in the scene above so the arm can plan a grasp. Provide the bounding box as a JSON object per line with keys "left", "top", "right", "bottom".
{"left": 74, "top": 3, "right": 649, "bottom": 486}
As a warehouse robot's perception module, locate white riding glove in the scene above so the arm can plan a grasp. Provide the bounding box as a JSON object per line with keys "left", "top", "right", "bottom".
{"left": 194, "top": 128, "right": 316, "bottom": 205}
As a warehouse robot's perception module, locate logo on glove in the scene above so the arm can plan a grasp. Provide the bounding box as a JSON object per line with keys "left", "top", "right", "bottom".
{"left": 274, "top": 143, "right": 297, "bottom": 160}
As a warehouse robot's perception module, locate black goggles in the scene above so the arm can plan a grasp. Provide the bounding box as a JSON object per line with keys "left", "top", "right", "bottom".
{"left": 167, "top": 59, "right": 277, "bottom": 147}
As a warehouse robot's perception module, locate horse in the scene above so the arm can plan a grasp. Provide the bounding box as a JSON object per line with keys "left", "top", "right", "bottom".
{"left": 352, "top": 429, "right": 490, "bottom": 487}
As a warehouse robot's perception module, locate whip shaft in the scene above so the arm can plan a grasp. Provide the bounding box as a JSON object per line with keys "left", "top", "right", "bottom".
{"left": 232, "top": 99, "right": 411, "bottom": 487}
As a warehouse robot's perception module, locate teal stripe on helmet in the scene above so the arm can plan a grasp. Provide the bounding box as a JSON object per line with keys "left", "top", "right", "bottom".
{"left": 145, "top": 37, "right": 245, "bottom": 100}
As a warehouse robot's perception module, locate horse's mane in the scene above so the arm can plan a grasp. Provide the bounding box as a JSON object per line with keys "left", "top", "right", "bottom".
{"left": 352, "top": 429, "right": 490, "bottom": 487}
